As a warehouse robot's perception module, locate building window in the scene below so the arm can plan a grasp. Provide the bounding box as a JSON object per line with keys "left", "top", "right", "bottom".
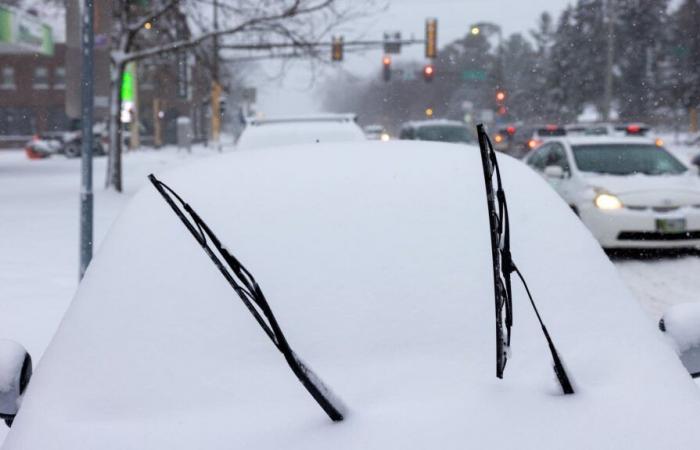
{"left": 54, "top": 67, "right": 66, "bottom": 90}
{"left": 1, "top": 67, "right": 15, "bottom": 89}
{"left": 33, "top": 67, "right": 49, "bottom": 89}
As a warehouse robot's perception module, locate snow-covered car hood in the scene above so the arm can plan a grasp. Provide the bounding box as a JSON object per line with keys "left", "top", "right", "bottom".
{"left": 5, "top": 142, "right": 700, "bottom": 449}
{"left": 582, "top": 172, "right": 700, "bottom": 207}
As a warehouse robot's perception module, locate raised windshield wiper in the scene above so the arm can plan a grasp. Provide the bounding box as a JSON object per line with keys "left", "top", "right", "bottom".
{"left": 476, "top": 125, "right": 575, "bottom": 395}
{"left": 149, "top": 174, "right": 346, "bottom": 421}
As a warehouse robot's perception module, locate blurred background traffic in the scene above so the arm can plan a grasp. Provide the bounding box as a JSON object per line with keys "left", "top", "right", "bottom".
{"left": 1, "top": 0, "right": 700, "bottom": 360}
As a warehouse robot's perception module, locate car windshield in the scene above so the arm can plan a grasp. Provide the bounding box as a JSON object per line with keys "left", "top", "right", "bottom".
{"left": 415, "top": 125, "right": 474, "bottom": 143}
{"left": 536, "top": 128, "right": 566, "bottom": 137}
{"left": 572, "top": 144, "right": 687, "bottom": 176}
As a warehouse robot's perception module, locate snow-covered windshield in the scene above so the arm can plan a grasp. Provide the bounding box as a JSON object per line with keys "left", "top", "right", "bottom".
{"left": 572, "top": 144, "right": 688, "bottom": 176}
{"left": 415, "top": 125, "right": 474, "bottom": 144}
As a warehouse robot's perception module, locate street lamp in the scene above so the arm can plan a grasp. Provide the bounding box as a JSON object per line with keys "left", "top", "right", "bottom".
{"left": 470, "top": 21, "right": 504, "bottom": 90}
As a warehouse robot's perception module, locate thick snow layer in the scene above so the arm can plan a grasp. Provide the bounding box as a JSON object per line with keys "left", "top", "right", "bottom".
{"left": 4, "top": 141, "right": 700, "bottom": 449}
{"left": 0, "top": 145, "right": 223, "bottom": 442}
{"left": 663, "top": 303, "right": 700, "bottom": 353}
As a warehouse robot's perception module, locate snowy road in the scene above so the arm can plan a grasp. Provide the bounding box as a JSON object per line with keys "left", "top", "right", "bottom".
{"left": 0, "top": 143, "right": 699, "bottom": 440}
{"left": 613, "top": 253, "right": 700, "bottom": 321}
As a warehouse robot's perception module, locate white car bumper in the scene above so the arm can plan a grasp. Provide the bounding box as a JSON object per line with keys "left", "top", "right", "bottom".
{"left": 578, "top": 204, "right": 700, "bottom": 249}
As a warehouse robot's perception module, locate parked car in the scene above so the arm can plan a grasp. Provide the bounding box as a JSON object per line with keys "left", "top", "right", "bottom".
{"left": 399, "top": 120, "right": 475, "bottom": 144}
{"left": 524, "top": 135, "right": 700, "bottom": 249}
{"left": 24, "top": 124, "right": 107, "bottom": 160}
{"left": 236, "top": 114, "right": 366, "bottom": 150}
{"left": 3, "top": 139, "right": 700, "bottom": 449}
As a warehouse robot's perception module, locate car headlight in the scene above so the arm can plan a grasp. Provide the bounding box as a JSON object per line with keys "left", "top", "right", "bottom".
{"left": 380, "top": 132, "right": 390, "bottom": 141}
{"left": 594, "top": 193, "right": 623, "bottom": 210}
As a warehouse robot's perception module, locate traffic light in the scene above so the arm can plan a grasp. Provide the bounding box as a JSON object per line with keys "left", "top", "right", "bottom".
{"left": 425, "top": 18, "right": 437, "bottom": 59}
{"left": 331, "top": 36, "right": 343, "bottom": 62}
{"left": 496, "top": 89, "right": 506, "bottom": 103}
{"left": 423, "top": 64, "right": 435, "bottom": 82}
{"left": 382, "top": 55, "right": 391, "bottom": 82}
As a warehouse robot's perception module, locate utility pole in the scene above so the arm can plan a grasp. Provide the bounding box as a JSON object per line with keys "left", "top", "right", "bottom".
{"left": 211, "top": 0, "right": 222, "bottom": 151}
{"left": 602, "top": 0, "right": 615, "bottom": 121}
{"left": 79, "top": 0, "right": 94, "bottom": 279}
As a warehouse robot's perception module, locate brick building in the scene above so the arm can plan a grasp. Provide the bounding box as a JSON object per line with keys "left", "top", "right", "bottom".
{"left": 0, "top": 43, "right": 67, "bottom": 147}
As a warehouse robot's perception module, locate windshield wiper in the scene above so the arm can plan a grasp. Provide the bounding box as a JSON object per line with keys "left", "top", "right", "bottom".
{"left": 476, "top": 125, "right": 575, "bottom": 395}
{"left": 149, "top": 174, "right": 346, "bottom": 421}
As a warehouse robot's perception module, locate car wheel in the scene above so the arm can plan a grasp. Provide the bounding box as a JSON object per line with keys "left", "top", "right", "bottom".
{"left": 93, "top": 142, "right": 106, "bottom": 156}
{"left": 64, "top": 143, "right": 81, "bottom": 158}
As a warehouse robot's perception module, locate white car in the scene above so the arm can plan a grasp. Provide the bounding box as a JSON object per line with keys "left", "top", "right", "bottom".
{"left": 236, "top": 114, "right": 366, "bottom": 150}
{"left": 398, "top": 120, "right": 476, "bottom": 144}
{"left": 3, "top": 140, "right": 700, "bottom": 448}
{"left": 524, "top": 136, "right": 700, "bottom": 249}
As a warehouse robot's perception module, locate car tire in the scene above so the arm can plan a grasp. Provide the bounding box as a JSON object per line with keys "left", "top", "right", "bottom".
{"left": 64, "top": 142, "right": 81, "bottom": 158}
{"left": 93, "top": 142, "right": 106, "bottom": 156}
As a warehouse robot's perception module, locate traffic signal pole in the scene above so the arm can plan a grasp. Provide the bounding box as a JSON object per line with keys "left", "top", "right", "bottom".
{"left": 79, "top": 0, "right": 94, "bottom": 279}
{"left": 211, "top": 0, "right": 222, "bottom": 151}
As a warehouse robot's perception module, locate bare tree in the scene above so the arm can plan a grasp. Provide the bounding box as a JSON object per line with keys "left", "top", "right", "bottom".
{"left": 106, "top": 0, "right": 367, "bottom": 192}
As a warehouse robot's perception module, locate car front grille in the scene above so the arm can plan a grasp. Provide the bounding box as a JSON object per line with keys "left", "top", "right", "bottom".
{"left": 625, "top": 205, "right": 681, "bottom": 212}
{"left": 626, "top": 205, "right": 700, "bottom": 211}
{"left": 618, "top": 231, "right": 700, "bottom": 241}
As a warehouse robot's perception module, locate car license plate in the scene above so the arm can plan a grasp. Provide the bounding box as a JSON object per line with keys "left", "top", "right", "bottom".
{"left": 656, "top": 218, "right": 686, "bottom": 233}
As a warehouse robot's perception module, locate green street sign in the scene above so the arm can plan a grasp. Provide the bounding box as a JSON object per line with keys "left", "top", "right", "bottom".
{"left": 0, "top": 5, "right": 54, "bottom": 56}
{"left": 462, "top": 69, "right": 486, "bottom": 81}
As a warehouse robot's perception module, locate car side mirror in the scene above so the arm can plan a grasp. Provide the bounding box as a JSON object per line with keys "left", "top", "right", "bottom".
{"left": 0, "top": 340, "right": 32, "bottom": 427}
{"left": 544, "top": 165, "right": 565, "bottom": 179}
{"left": 659, "top": 303, "right": 700, "bottom": 378}
{"left": 690, "top": 155, "right": 700, "bottom": 175}
{"left": 691, "top": 154, "right": 700, "bottom": 168}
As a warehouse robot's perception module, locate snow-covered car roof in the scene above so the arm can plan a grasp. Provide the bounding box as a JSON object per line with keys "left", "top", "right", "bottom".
{"left": 553, "top": 135, "right": 659, "bottom": 147}
{"left": 6, "top": 141, "right": 700, "bottom": 449}
{"left": 236, "top": 116, "right": 365, "bottom": 150}
{"left": 401, "top": 119, "right": 467, "bottom": 129}
{"left": 246, "top": 113, "right": 357, "bottom": 126}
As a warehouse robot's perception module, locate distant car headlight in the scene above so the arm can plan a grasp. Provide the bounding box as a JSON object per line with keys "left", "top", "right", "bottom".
{"left": 594, "top": 193, "right": 623, "bottom": 210}
{"left": 380, "top": 132, "right": 390, "bottom": 141}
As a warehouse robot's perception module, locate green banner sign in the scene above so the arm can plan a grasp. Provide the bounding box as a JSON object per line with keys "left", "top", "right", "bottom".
{"left": 121, "top": 64, "right": 136, "bottom": 102}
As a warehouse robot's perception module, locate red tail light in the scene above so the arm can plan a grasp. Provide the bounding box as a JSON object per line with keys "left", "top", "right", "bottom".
{"left": 506, "top": 126, "right": 516, "bottom": 135}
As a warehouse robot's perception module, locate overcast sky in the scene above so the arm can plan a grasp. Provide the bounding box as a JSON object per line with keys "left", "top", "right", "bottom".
{"left": 254, "top": 0, "right": 575, "bottom": 116}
